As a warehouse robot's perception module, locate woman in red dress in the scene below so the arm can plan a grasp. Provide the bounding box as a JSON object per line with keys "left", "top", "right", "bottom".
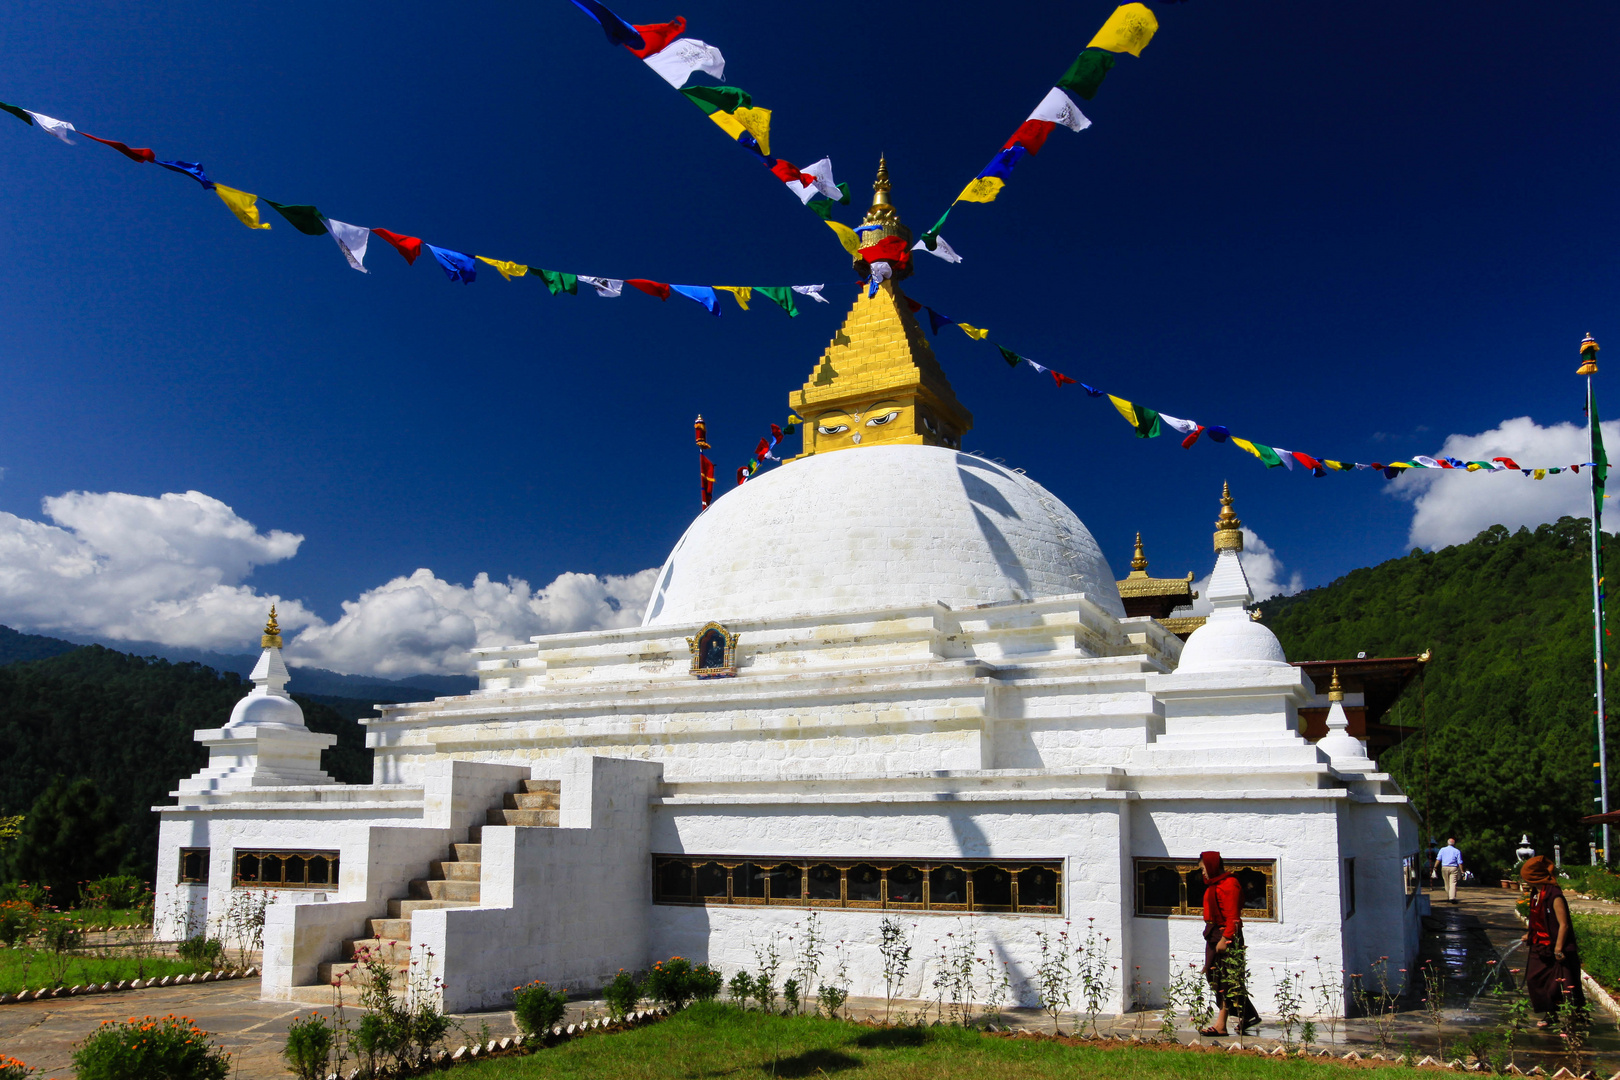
{"left": 1199, "top": 850, "right": 1261, "bottom": 1036}
{"left": 1520, "top": 855, "right": 1585, "bottom": 1027}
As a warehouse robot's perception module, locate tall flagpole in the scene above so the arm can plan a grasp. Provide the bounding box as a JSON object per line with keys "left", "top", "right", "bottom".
{"left": 1580, "top": 334, "right": 1609, "bottom": 863}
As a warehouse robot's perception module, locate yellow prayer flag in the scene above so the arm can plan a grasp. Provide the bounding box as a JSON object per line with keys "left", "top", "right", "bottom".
{"left": 957, "top": 323, "right": 990, "bottom": 341}
{"left": 1108, "top": 395, "right": 1140, "bottom": 428}
{"left": 826, "top": 220, "right": 860, "bottom": 256}
{"left": 475, "top": 256, "right": 528, "bottom": 281}
{"left": 716, "top": 286, "right": 752, "bottom": 310}
{"left": 1231, "top": 437, "right": 1263, "bottom": 459}
{"left": 733, "top": 106, "right": 772, "bottom": 156}
{"left": 956, "top": 177, "right": 1005, "bottom": 204}
{"left": 1088, "top": 3, "right": 1159, "bottom": 56}
{"left": 1534, "top": 469, "right": 1547, "bottom": 479}
{"left": 1465, "top": 463, "right": 1484, "bottom": 471}
{"left": 214, "top": 184, "right": 271, "bottom": 230}
{"left": 1325, "top": 460, "right": 1349, "bottom": 471}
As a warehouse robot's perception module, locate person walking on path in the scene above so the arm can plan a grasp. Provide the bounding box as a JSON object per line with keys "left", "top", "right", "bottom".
{"left": 1520, "top": 855, "right": 1587, "bottom": 1028}
{"left": 1433, "top": 837, "right": 1466, "bottom": 903}
{"left": 1198, "top": 850, "right": 1261, "bottom": 1037}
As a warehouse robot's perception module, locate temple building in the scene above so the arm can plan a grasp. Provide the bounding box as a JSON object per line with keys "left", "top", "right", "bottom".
{"left": 155, "top": 164, "right": 1422, "bottom": 1015}
{"left": 1116, "top": 533, "right": 1204, "bottom": 641}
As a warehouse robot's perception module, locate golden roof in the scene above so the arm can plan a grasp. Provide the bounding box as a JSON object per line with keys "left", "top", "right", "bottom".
{"left": 792, "top": 161, "right": 971, "bottom": 457}
{"left": 1158, "top": 615, "right": 1208, "bottom": 638}
{"left": 1116, "top": 533, "right": 1195, "bottom": 599}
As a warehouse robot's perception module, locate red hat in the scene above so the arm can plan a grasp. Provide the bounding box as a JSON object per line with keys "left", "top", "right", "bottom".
{"left": 1200, "top": 851, "right": 1224, "bottom": 878}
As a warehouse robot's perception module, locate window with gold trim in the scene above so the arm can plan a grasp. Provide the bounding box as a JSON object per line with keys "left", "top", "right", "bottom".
{"left": 232, "top": 849, "right": 339, "bottom": 889}
{"left": 652, "top": 856, "right": 1062, "bottom": 914}
{"left": 178, "top": 848, "right": 209, "bottom": 884}
{"left": 1132, "top": 858, "right": 1276, "bottom": 920}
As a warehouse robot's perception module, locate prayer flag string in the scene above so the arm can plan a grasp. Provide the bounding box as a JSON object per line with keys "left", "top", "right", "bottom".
{"left": 908, "top": 294, "right": 1598, "bottom": 480}
{"left": 0, "top": 95, "right": 828, "bottom": 315}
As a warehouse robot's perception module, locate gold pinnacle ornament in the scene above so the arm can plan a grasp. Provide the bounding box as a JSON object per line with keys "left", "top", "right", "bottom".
{"left": 1328, "top": 667, "right": 1344, "bottom": 703}
{"left": 1579, "top": 333, "right": 1601, "bottom": 376}
{"left": 1213, "top": 481, "right": 1244, "bottom": 553}
{"left": 1130, "top": 532, "right": 1148, "bottom": 572}
{"left": 261, "top": 606, "right": 282, "bottom": 649}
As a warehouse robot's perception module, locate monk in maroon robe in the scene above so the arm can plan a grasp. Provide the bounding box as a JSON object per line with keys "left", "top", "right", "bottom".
{"left": 1200, "top": 850, "right": 1260, "bottom": 1036}
{"left": 1520, "top": 855, "right": 1586, "bottom": 1026}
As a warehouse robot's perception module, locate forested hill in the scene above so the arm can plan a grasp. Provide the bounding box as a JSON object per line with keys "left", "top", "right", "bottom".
{"left": 1257, "top": 516, "right": 1618, "bottom": 871}
{"left": 0, "top": 645, "right": 378, "bottom": 881}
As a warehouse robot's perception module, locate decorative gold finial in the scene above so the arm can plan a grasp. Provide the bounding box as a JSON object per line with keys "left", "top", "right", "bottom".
{"left": 1213, "top": 481, "right": 1244, "bottom": 553}
{"left": 1328, "top": 667, "right": 1344, "bottom": 702}
{"left": 1130, "top": 532, "right": 1148, "bottom": 572}
{"left": 1579, "top": 333, "right": 1600, "bottom": 376}
{"left": 858, "top": 155, "right": 911, "bottom": 263}
{"left": 261, "top": 605, "right": 283, "bottom": 649}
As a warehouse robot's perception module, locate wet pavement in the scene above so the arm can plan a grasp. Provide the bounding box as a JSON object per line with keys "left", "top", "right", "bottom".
{"left": 3, "top": 886, "right": 1619, "bottom": 1078}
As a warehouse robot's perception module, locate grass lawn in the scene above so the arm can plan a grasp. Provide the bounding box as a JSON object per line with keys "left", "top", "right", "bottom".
{"left": 1574, "top": 912, "right": 1620, "bottom": 994}
{"left": 71, "top": 906, "right": 153, "bottom": 927}
{"left": 455, "top": 1003, "right": 1413, "bottom": 1080}
{"left": 0, "top": 947, "right": 208, "bottom": 995}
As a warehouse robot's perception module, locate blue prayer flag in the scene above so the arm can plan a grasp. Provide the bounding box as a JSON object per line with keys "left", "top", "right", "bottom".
{"left": 427, "top": 244, "right": 478, "bottom": 284}
{"left": 568, "top": 0, "right": 645, "bottom": 49}
{"left": 1205, "top": 425, "right": 1231, "bottom": 443}
{"left": 671, "top": 285, "right": 721, "bottom": 315}
{"left": 924, "top": 307, "right": 954, "bottom": 336}
{"left": 976, "top": 147, "right": 1028, "bottom": 182}
{"left": 156, "top": 160, "right": 213, "bottom": 189}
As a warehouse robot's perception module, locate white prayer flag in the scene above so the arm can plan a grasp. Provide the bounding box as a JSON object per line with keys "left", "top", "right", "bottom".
{"left": 580, "top": 276, "right": 624, "bottom": 298}
{"left": 791, "top": 284, "right": 828, "bottom": 303}
{"left": 792, "top": 157, "right": 841, "bottom": 204}
{"left": 642, "top": 38, "right": 726, "bottom": 88}
{"left": 913, "top": 235, "right": 962, "bottom": 264}
{"left": 1413, "top": 456, "right": 1441, "bottom": 468}
{"left": 26, "top": 111, "right": 76, "bottom": 143}
{"left": 324, "top": 219, "right": 371, "bottom": 273}
{"left": 1028, "top": 87, "right": 1090, "bottom": 133}
{"left": 1158, "top": 413, "right": 1200, "bottom": 436}
{"left": 1273, "top": 447, "right": 1297, "bottom": 470}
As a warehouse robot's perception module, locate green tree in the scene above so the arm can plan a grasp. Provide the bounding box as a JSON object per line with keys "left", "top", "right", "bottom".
{"left": 4, "top": 777, "right": 131, "bottom": 903}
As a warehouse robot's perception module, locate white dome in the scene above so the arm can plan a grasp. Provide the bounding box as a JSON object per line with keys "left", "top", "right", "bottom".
{"left": 227, "top": 690, "right": 305, "bottom": 728}
{"left": 643, "top": 444, "right": 1125, "bottom": 626}
{"left": 1175, "top": 612, "right": 1289, "bottom": 673}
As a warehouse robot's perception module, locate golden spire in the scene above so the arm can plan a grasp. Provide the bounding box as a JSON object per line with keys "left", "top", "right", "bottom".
{"left": 261, "top": 605, "right": 283, "bottom": 650}
{"left": 1328, "top": 667, "right": 1344, "bottom": 703}
{"left": 1579, "top": 332, "right": 1600, "bottom": 376}
{"left": 1214, "top": 481, "right": 1244, "bottom": 553}
{"left": 1130, "top": 532, "right": 1148, "bottom": 572}
{"left": 855, "top": 155, "right": 912, "bottom": 277}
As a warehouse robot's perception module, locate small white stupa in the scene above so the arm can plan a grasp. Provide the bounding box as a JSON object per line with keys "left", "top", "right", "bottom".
{"left": 1315, "top": 667, "right": 1377, "bottom": 771}
{"left": 176, "top": 607, "right": 336, "bottom": 793}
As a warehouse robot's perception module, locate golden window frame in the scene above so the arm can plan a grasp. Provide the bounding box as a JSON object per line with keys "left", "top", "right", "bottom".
{"left": 178, "top": 847, "right": 210, "bottom": 884}
{"left": 232, "top": 849, "right": 340, "bottom": 889}
{"left": 687, "top": 622, "right": 739, "bottom": 678}
{"left": 651, "top": 855, "right": 1063, "bottom": 914}
{"left": 1132, "top": 857, "right": 1276, "bottom": 921}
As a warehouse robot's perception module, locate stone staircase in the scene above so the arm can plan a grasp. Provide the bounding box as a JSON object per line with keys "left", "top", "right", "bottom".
{"left": 318, "top": 779, "right": 560, "bottom": 987}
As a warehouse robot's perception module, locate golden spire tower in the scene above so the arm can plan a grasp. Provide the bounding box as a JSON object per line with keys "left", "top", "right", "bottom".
{"left": 793, "top": 159, "right": 972, "bottom": 457}
{"left": 261, "top": 605, "right": 283, "bottom": 649}
{"left": 1214, "top": 481, "right": 1244, "bottom": 552}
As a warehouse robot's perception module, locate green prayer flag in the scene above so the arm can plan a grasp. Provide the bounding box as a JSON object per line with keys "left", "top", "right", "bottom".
{"left": 538, "top": 269, "right": 578, "bottom": 296}
{"left": 1132, "top": 406, "right": 1161, "bottom": 439}
{"left": 1253, "top": 441, "right": 1285, "bottom": 467}
{"left": 921, "top": 206, "right": 954, "bottom": 249}
{"left": 265, "top": 201, "right": 327, "bottom": 236}
{"left": 680, "top": 85, "right": 752, "bottom": 115}
{"left": 836, "top": 181, "right": 851, "bottom": 205}
{"left": 807, "top": 198, "right": 834, "bottom": 221}
{"left": 996, "top": 345, "right": 1023, "bottom": 369}
{"left": 755, "top": 286, "right": 798, "bottom": 318}
{"left": 0, "top": 102, "right": 34, "bottom": 126}
{"left": 1592, "top": 382, "right": 1609, "bottom": 507}
{"left": 1056, "top": 48, "right": 1117, "bottom": 101}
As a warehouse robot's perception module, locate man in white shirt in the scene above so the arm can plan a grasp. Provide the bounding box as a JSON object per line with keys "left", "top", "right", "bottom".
{"left": 1433, "top": 838, "right": 1465, "bottom": 903}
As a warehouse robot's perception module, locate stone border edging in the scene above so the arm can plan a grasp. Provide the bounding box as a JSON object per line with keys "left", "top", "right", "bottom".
{"left": 1583, "top": 970, "right": 1620, "bottom": 1022}
{"left": 0, "top": 965, "right": 258, "bottom": 1005}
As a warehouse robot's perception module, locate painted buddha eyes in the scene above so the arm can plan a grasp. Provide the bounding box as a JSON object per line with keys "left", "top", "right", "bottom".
{"left": 818, "top": 423, "right": 849, "bottom": 435}
{"left": 866, "top": 411, "right": 900, "bottom": 427}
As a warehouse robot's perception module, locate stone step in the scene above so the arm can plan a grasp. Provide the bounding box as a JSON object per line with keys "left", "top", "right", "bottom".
{"left": 368, "top": 917, "right": 412, "bottom": 940}
{"left": 409, "top": 878, "right": 481, "bottom": 903}
{"left": 522, "top": 779, "right": 561, "bottom": 794}
{"left": 387, "top": 897, "right": 479, "bottom": 919}
{"left": 344, "top": 937, "right": 413, "bottom": 964}
{"left": 487, "top": 807, "right": 559, "bottom": 827}
{"left": 506, "top": 790, "right": 560, "bottom": 810}
{"left": 318, "top": 959, "right": 409, "bottom": 987}
{"left": 452, "top": 843, "right": 481, "bottom": 862}
{"left": 429, "top": 859, "right": 482, "bottom": 882}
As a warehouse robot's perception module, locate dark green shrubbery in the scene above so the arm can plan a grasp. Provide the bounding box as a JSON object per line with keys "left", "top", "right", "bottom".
{"left": 644, "top": 956, "right": 722, "bottom": 1010}
{"left": 72, "top": 1014, "right": 230, "bottom": 1080}
{"left": 604, "top": 969, "right": 642, "bottom": 1021}
{"left": 691, "top": 962, "right": 724, "bottom": 1002}
{"left": 176, "top": 935, "right": 225, "bottom": 970}
{"left": 512, "top": 980, "right": 569, "bottom": 1036}
{"left": 281, "top": 1013, "right": 333, "bottom": 1080}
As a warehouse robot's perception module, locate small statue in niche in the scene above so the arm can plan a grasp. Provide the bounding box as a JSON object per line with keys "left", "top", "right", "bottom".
{"left": 687, "top": 622, "right": 739, "bottom": 678}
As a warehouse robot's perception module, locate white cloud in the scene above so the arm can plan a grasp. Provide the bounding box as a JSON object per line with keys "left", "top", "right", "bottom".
{"left": 285, "top": 567, "right": 659, "bottom": 677}
{"left": 0, "top": 488, "right": 658, "bottom": 677}
{"left": 1393, "top": 416, "right": 1614, "bottom": 550}
{"left": 1188, "top": 527, "right": 1302, "bottom": 615}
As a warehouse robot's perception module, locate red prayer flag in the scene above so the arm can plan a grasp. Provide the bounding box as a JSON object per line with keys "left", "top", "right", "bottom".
{"left": 700, "top": 452, "right": 715, "bottom": 508}
{"left": 82, "top": 132, "right": 155, "bottom": 163}
{"left": 754, "top": 437, "right": 771, "bottom": 460}
{"left": 1180, "top": 425, "right": 1204, "bottom": 449}
{"left": 1003, "top": 119, "right": 1056, "bottom": 155}
{"left": 373, "top": 228, "right": 423, "bottom": 265}
{"left": 860, "top": 235, "right": 910, "bottom": 265}
{"left": 904, "top": 298, "right": 923, "bottom": 314}
{"left": 628, "top": 278, "right": 672, "bottom": 300}
{"left": 770, "top": 159, "right": 802, "bottom": 184}
{"left": 1291, "top": 451, "right": 1322, "bottom": 472}
{"left": 626, "top": 16, "right": 686, "bottom": 58}
{"left": 1052, "top": 371, "right": 1077, "bottom": 389}
{"left": 736, "top": 466, "right": 748, "bottom": 486}
{"left": 1493, "top": 456, "right": 1521, "bottom": 470}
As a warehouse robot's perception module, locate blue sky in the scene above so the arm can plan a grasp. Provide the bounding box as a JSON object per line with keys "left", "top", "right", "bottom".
{"left": 1, "top": 1, "right": 1616, "bottom": 674}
